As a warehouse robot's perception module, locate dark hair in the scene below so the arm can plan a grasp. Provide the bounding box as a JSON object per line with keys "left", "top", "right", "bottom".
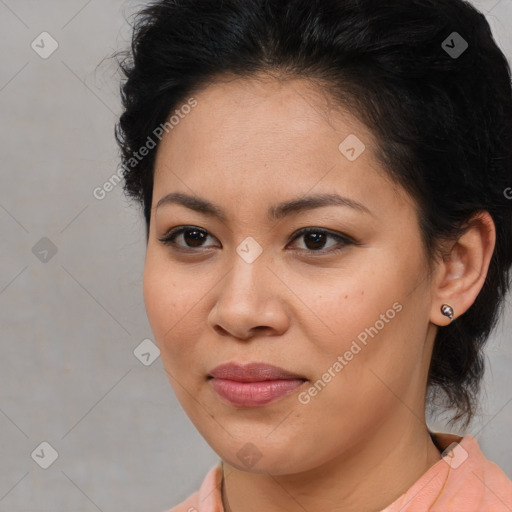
{"left": 114, "top": 0, "right": 512, "bottom": 428}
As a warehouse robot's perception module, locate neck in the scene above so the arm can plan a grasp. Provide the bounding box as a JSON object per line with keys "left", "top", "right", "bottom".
{"left": 221, "top": 419, "right": 442, "bottom": 512}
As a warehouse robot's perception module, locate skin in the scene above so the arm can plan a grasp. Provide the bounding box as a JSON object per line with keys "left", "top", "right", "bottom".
{"left": 143, "top": 74, "right": 496, "bottom": 512}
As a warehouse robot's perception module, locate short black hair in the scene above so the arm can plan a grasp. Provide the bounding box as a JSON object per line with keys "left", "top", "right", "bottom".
{"left": 113, "top": 0, "right": 512, "bottom": 428}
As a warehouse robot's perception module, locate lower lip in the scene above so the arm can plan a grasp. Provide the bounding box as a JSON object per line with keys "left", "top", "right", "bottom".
{"left": 209, "top": 378, "right": 306, "bottom": 407}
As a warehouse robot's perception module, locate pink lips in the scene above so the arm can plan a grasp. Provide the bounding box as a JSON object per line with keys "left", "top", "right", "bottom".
{"left": 208, "top": 362, "right": 307, "bottom": 407}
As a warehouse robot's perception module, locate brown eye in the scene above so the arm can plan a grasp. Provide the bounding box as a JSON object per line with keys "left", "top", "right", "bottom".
{"left": 181, "top": 228, "right": 207, "bottom": 247}
{"left": 302, "top": 232, "right": 328, "bottom": 250}
{"left": 158, "top": 226, "right": 219, "bottom": 249}
{"left": 158, "top": 225, "right": 354, "bottom": 255}
{"left": 288, "top": 227, "right": 353, "bottom": 254}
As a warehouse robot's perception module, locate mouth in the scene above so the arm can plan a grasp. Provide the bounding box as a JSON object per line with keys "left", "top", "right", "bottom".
{"left": 208, "top": 362, "right": 307, "bottom": 407}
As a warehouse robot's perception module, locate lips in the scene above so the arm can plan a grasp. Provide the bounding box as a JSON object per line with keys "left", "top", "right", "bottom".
{"left": 208, "top": 362, "right": 306, "bottom": 382}
{"left": 208, "top": 362, "right": 307, "bottom": 407}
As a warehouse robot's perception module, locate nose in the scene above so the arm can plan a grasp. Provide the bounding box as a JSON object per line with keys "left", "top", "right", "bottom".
{"left": 207, "top": 252, "right": 290, "bottom": 341}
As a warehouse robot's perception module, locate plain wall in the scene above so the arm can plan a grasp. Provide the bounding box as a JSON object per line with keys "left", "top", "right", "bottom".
{"left": 0, "top": 0, "right": 511, "bottom": 510}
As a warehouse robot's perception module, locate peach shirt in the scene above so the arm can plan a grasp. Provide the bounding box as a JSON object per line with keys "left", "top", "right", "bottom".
{"left": 166, "top": 432, "right": 512, "bottom": 512}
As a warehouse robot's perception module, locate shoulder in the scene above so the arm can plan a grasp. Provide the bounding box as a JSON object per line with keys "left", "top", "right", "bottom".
{"left": 164, "top": 461, "right": 224, "bottom": 512}
{"left": 166, "top": 491, "right": 199, "bottom": 512}
{"left": 434, "top": 433, "right": 512, "bottom": 511}
{"left": 383, "top": 432, "right": 512, "bottom": 512}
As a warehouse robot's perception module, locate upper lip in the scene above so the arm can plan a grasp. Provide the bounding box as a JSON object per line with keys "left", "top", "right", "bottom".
{"left": 208, "top": 362, "right": 306, "bottom": 382}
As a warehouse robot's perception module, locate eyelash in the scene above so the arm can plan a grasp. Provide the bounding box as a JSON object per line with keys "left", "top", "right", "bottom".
{"left": 157, "top": 226, "right": 355, "bottom": 256}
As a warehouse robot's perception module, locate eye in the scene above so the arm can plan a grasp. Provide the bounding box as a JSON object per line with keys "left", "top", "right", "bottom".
{"left": 158, "top": 226, "right": 219, "bottom": 250}
{"left": 287, "top": 227, "right": 353, "bottom": 254}
{"left": 158, "top": 225, "right": 354, "bottom": 255}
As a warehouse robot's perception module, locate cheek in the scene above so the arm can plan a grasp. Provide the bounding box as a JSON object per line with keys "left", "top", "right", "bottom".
{"left": 294, "top": 257, "right": 426, "bottom": 389}
{"left": 143, "top": 261, "right": 211, "bottom": 410}
{"left": 309, "top": 284, "right": 430, "bottom": 420}
{"left": 284, "top": 267, "right": 391, "bottom": 352}
{"left": 142, "top": 254, "right": 201, "bottom": 356}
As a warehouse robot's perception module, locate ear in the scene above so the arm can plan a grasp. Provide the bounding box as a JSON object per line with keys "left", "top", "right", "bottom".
{"left": 429, "top": 211, "right": 496, "bottom": 326}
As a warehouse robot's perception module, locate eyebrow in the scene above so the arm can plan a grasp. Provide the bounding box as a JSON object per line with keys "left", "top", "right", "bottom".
{"left": 155, "top": 191, "right": 373, "bottom": 222}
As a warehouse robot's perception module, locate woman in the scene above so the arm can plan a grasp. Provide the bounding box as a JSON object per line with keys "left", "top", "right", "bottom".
{"left": 114, "top": 0, "right": 512, "bottom": 510}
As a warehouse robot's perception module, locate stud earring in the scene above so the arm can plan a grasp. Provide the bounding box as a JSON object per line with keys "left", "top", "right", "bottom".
{"left": 440, "top": 304, "right": 455, "bottom": 323}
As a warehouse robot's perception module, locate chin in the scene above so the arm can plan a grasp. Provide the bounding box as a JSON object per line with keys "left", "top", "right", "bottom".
{"left": 208, "top": 434, "right": 315, "bottom": 475}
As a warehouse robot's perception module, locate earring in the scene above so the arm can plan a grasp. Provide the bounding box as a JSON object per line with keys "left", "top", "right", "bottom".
{"left": 440, "top": 304, "right": 455, "bottom": 323}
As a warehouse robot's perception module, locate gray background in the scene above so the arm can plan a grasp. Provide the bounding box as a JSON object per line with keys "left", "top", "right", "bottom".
{"left": 0, "top": 1, "right": 511, "bottom": 511}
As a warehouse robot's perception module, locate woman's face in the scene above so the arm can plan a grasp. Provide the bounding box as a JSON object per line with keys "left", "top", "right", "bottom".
{"left": 144, "top": 75, "right": 439, "bottom": 474}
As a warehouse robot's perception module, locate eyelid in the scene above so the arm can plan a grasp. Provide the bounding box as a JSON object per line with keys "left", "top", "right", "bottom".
{"left": 157, "top": 225, "right": 356, "bottom": 253}
{"left": 289, "top": 227, "right": 356, "bottom": 248}
{"left": 157, "top": 226, "right": 220, "bottom": 250}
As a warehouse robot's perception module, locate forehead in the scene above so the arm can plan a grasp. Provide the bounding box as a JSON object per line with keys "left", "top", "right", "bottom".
{"left": 152, "top": 74, "right": 408, "bottom": 219}
{"left": 167, "top": 74, "right": 368, "bottom": 141}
